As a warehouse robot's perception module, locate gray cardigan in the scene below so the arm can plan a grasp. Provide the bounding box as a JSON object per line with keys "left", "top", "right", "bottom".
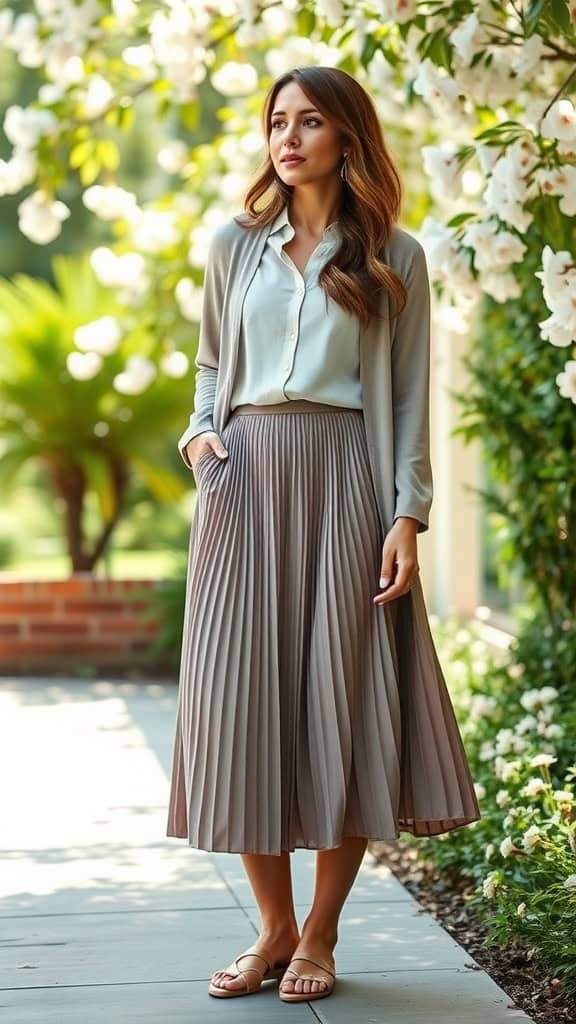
{"left": 178, "top": 211, "right": 433, "bottom": 535}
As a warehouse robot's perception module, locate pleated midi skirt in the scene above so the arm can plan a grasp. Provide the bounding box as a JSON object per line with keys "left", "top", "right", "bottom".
{"left": 166, "top": 399, "right": 479, "bottom": 855}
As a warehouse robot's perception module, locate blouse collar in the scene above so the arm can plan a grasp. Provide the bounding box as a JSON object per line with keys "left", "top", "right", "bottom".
{"left": 269, "top": 204, "right": 341, "bottom": 244}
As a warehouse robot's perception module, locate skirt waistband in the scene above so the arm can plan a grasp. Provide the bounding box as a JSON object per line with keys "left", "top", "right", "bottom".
{"left": 233, "top": 399, "right": 363, "bottom": 416}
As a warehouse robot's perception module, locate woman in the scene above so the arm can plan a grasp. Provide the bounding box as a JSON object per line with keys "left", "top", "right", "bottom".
{"left": 166, "top": 65, "right": 481, "bottom": 1004}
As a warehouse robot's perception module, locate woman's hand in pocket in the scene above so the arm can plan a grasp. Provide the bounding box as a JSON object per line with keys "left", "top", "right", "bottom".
{"left": 185, "top": 430, "right": 228, "bottom": 472}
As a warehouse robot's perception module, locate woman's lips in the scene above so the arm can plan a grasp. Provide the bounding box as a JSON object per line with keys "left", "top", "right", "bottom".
{"left": 282, "top": 157, "right": 305, "bottom": 165}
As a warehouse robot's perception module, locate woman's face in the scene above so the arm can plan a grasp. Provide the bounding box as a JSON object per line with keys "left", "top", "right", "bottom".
{"left": 269, "top": 80, "right": 344, "bottom": 187}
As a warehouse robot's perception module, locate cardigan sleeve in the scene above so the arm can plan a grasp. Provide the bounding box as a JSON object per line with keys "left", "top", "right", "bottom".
{"left": 177, "top": 228, "right": 227, "bottom": 468}
{"left": 390, "top": 239, "right": 433, "bottom": 534}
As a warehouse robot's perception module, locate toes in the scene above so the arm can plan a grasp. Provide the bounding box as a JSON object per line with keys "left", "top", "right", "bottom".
{"left": 280, "top": 974, "right": 330, "bottom": 996}
{"left": 212, "top": 972, "right": 242, "bottom": 990}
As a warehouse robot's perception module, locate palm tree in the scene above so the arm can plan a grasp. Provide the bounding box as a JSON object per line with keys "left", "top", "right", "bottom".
{"left": 0, "top": 252, "right": 193, "bottom": 572}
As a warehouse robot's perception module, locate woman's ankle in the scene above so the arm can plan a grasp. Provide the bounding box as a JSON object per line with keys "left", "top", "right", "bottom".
{"left": 259, "top": 921, "right": 300, "bottom": 945}
{"left": 300, "top": 917, "right": 338, "bottom": 949}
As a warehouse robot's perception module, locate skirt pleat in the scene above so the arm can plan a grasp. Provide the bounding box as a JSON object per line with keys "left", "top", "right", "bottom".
{"left": 166, "top": 399, "right": 480, "bottom": 854}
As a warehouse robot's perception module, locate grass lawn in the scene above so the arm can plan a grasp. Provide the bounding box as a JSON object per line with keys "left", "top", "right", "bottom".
{"left": 0, "top": 549, "right": 185, "bottom": 580}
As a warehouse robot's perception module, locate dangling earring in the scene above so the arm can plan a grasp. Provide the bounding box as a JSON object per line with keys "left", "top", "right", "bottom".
{"left": 340, "top": 152, "right": 349, "bottom": 183}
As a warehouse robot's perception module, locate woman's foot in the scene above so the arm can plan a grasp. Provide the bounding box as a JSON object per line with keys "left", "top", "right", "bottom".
{"left": 210, "top": 928, "right": 300, "bottom": 995}
{"left": 279, "top": 926, "right": 337, "bottom": 997}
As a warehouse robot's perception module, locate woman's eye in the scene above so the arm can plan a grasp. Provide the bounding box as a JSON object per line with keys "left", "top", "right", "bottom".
{"left": 271, "top": 118, "right": 321, "bottom": 128}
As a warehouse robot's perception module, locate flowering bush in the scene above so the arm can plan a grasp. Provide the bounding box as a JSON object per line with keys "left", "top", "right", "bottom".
{"left": 419, "top": 613, "right": 576, "bottom": 994}
{"left": 0, "top": 1, "right": 575, "bottom": 403}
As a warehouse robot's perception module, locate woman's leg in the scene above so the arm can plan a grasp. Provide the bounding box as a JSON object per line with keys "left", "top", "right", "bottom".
{"left": 211, "top": 851, "right": 301, "bottom": 991}
{"left": 279, "top": 836, "right": 368, "bottom": 995}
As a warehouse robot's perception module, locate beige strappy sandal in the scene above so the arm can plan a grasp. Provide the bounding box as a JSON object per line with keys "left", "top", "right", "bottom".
{"left": 208, "top": 948, "right": 290, "bottom": 998}
{"left": 278, "top": 954, "right": 336, "bottom": 1003}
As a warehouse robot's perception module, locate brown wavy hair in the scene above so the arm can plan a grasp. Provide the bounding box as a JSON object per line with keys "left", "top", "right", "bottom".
{"left": 236, "top": 65, "right": 408, "bottom": 328}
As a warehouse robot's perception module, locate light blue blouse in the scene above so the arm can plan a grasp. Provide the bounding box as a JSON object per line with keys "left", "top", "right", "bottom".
{"left": 229, "top": 203, "right": 363, "bottom": 410}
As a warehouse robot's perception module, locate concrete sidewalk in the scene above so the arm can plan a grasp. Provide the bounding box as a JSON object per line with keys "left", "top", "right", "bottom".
{"left": 0, "top": 677, "right": 532, "bottom": 1022}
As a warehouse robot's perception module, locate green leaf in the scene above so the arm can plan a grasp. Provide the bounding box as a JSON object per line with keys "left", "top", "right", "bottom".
{"left": 296, "top": 7, "right": 316, "bottom": 35}
{"left": 360, "top": 34, "right": 378, "bottom": 69}
{"left": 548, "top": 0, "right": 571, "bottom": 31}
{"left": 446, "top": 211, "right": 477, "bottom": 227}
{"left": 97, "top": 139, "right": 120, "bottom": 172}
{"left": 79, "top": 157, "right": 100, "bottom": 186}
{"left": 525, "top": 0, "right": 546, "bottom": 33}
{"left": 133, "top": 459, "right": 187, "bottom": 502}
{"left": 70, "top": 140, "right": 94, "bottom": 168}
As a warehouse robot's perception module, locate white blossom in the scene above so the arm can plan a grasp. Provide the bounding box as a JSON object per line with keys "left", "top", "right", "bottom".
{"left": 496, "top": 789, "right": 511, "bottom": 809}
{"left": 543, "top": 723, "right": 564, "bottom": 740}
{"left": 315, "top": 0, "right": 345, "bottom": 23}
{"left": 513, "top": 35, "right": 545, "bottom": 79}
{"left": 412, "top": 58, "right": 459, "bottom": 114}
{"left": 113, "top": 355, "right": 157, "bottom": 395}
{"left": 82, "top": 184, "right": 139, "bottom": 222}
{"left": 522, "top": 825, "right": 542, "bottom": 850}
{"left": 481, "top": 139, "right": 539, "bottom": 230}
{"left": 538, "top": 686, "right": 559, "bottom": 705}
{"left": 66, "top": 350, "right": 103, "bottom": 380}
{"left": 378, "top": 0, "right": 417, "bottom": 22}
{"left": 149, "top": 2, "right": 210, "bottom": 104}
{"left": 18, "top": 190, "right": 70, "bottom": 243}
{"left": 422, "top": 144, "right": 463, "bottom": 200}
{"left": 515, "top": 714, "right": 538, "bottom": 736}
{"left": 90, "top": 247, "right": 151, "bottom": 305}
{"left": 160, "top": 350, "right": 189, "bottom": 378}
{"left": 80, "top": 74, "right": 115, "bottom": 118}
{"left": 112, "top": 0, "right": 138, "bottom": 30}
{"left": 520, "top": 686, "right": 559, "bottom": 711}
{"left": 461, "top": 219, "right": 527, "bottom": 282}
{"left": 522, "top": 778, "right": 547, "bottom": 797}
{"left": 535, "top": 165, "right": 576, "bottom": 217}
{"left": 541, "top": 99, "right": 576, "bottom": 143}
{"left": 553, "top": 790, "right": 574, "bottom": 804}
{"left": 529, "top": 753, "right": 557, "bottom": 768}
{"left": 449, "top": 12, "right": 487, "bottom": 65}
{"left": 157, "top": 140, "right": 189, "bottom": 174}
{"left": 556, "top": 361, "right": 576, "bottom": 404}
{"left": 482, "top": 871, "right": 500, "bottom": 898}
{"left": 4, "top": 105, "right": 58, "bottom": 149}
{"left": 0, "top": 148, "right": 37, "bottom": 196}
{"left": 494, "top": 728, "right": 515, "bottom": 756}
{"left": 516, "top": 901, "right": 528, "bottom": 917}
{"left": 74, "top": 316, "right": 123, "bottom": 356}
{"left": 496, "top": 758, "right": 521, "bottom": 782}
{"left": 122, "top": 43, "right": 157, "bottom": 80}
{"left": 479, "top": 741, "right": 496, "bottom": 762}
{"left": 211, "top": 61, "right": 258, "bottom": 97}
{"left": 2, "top": 11, "right": 44, "bottom": 67}
{"left": 475, "top": 143, "right": 503, "bottom": 177}
{"left": 499, "top": 836, "right": 517, "bottom": 857}
{"left": 563, "top": 874, "right": 576, "bottom": 890}
{"left": 535, "top": 245, "right": 576, "bottom": 348}
{"left": 128, "top": 209, "right": 180, "bottom": 253}
{"left": 38, "top": 82, "right": 66, "bottom": 104}
{"left": 175, "top": 278, "right": 203, "bottom": 321}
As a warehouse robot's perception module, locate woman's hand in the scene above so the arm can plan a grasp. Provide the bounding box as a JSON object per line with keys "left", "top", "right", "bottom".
{"left": 373, "top": 517, "right": 420, "bottom": 606}
{"left": 184, "top": 430, "right": 228, "bottom": 471}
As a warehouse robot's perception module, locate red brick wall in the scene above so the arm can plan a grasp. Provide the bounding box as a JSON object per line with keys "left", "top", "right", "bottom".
{"left": 0, "top": 578, "right": 173, "bottom": 675}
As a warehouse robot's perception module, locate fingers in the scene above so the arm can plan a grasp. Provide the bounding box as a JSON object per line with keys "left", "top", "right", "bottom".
{"left": 373, "top": 558, "right": 418, "bottom": 606}
{"left": 188, "top": 431, "right": 228, "bottom": 469}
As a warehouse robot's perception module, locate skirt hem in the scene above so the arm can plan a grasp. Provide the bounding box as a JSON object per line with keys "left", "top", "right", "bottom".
{"left": 165, "top": 814, "right": 481, "bottom": 855}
